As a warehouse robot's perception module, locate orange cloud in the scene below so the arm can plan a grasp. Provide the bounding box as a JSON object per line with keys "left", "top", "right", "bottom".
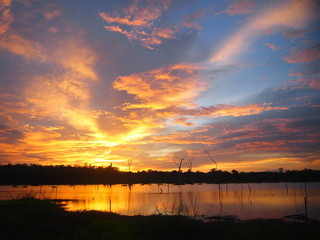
{"left": 212, "top": 155, "right": 319, "bottom": 172}
{"left": 111, "top": 61, "right": 287, "bottom": 155}
{"left": 99, "top": 0, "right": 178, "bottom": 49}
{"left": 0, "top": 33, "right": 44, "bottom": 59}
{"left": 25, "top": 72, "right": 97, "bottom": 131}
{"left": 0, "top": 130, "right": 113, "bottom": 166}
{"left": 282, "top": 29, "right": 309, "bottom": 39}
{"left": 264, "top": 43, "right": 278, "bottom": 51}
{"left": 151, "top": 131, "right": 217, "bottom": 145}
{"left": 0, "top": 31, "right": 99, "bottom": 132}
{"left": 288, "top": 72, "right": 303, "bottom": 77}
{"left": 99, "top": 0, "right": 170, "bottom": 28}
{"left": 114, "top": 63, "right": 207, "bottom": 110}
{"left": 42, "top": 8, "right": 61, "bottom": 20}
{"left": 170, "top": 117, "right": 195, "bottom": 126}
{"left": 0, "top": 28, "right": 128, "bottom": 164}
{"left": 0, "top": 93, "right": 49, "bottom": 124}
{"left": 0, "top": 0, "right": 12, "bottom": 35}
{"left": 225, "top": 0, "right": 255, "bottom": 15}
{"left": 284, "top": 44, "right": 320, "bottom": 63}
{"left": 2, "top": 32, "right": 97, "bottom": 133}
{"left": 234, "top": 141, "right": 290, "bottom": 152}
{"left": 182, "top": 8, "right": 208, "bottom": 30}
{"left": 211, "top": 0, "right": 317, "bottom": 63}
{"left": 157, "top": 104, "right": 287, "bottom": 120}
{"left": 53, "top": 36, "right": 98, "bottom": 80}
{"left": 289, "top": 78, "right": 320, "bottom": 89}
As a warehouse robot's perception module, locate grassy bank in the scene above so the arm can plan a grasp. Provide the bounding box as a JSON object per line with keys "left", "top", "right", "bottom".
{"left": 0, "top": 199, "right": 319, "bottom": 240}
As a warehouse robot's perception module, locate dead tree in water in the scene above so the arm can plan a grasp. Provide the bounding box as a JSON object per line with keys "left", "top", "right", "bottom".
{"left": 201, "top": 144, "right": 218, "bottom": 170}
{"left": 127, "top": 158, "right": 133, "bottom": 172}
{"left": 188, "top": 158, "right": 193, "bottom": 172}
{"left": 174, "top": 155, "right": 185, "bottom": 172}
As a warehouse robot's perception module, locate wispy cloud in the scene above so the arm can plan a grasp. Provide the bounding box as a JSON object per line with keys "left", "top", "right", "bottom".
{"left": 287, "top": 78, "right": 320, "bottom": 89}
{"left": 211, "top": 0, "right": 317, "bottom": 63}
{"left": 0, "top": 0, "right": 13, "bottom": 35}
{"left": 157, "top": 104, "right": 286, "bottom": 121}
{"left": 224, "top": 0, "right": 255, "bottom": 15}
{"left": 284, "top": 44, "right": 320, "bottom": 63}
{"left": 282, "top": 28, "right": 310, "bottom": 39}
{"left": 0, "top": 33, "right": 45, "bottom": 59}
{"left": 182, "top": 8, "right": 208, "bottom": 30}
{"left": 23, "top": 37, "right": 99, "bottom": 134}
{"left": 0, "top": 123, "right": 24, "bottom": 144}
{"left": 99, "top": 0, "right": 176, "bottom": 49}
{"left": 264, "top": 43, "right": 279, "bottom": 51}
{"left": 114, "top": 63, "right": 207, "bottom": 109}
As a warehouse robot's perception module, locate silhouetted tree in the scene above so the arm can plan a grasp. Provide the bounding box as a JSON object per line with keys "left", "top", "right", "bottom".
{"left": 173, "top": 155, "right": 185, "bottom": 172}
{"left": 231, "top": 170, "right": 239, "bottom": 175}
{"left": 0, "top": 164, "right": 319, "bottom": 185}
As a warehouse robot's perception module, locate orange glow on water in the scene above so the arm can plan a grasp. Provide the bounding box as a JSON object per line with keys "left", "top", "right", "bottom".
{"left": 1, "top": 183, "right": 319, "bottom": 220}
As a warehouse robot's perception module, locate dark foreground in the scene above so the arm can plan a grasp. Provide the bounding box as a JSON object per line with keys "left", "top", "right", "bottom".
{"left": 0, "top": 199, "right": 319, "bottom": 240}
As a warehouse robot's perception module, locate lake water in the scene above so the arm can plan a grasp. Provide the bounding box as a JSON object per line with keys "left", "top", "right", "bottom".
{"left": 1, "top": 182, "right": 319, "bottom": 220}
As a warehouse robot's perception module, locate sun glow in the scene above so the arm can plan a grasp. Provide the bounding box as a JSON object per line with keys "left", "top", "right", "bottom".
{"left": 0, "top": 0, "right": 319, "bottom": 171}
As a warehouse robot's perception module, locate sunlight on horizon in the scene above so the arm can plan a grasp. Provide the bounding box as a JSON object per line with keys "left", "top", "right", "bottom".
{"left": 0, "top": 0, "right": 319, "bottom": 171}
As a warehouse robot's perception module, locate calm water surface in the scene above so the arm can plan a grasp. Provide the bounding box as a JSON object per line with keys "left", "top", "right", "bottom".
{"left": 1, "top": 182, "right": 319, "bottom": 220}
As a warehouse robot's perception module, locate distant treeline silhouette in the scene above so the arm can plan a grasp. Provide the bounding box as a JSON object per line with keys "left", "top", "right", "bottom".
{"left": 0, "top": 164, "right": 319, "bottom": 185}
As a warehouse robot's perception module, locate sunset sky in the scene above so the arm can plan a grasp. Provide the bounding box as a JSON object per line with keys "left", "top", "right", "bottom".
{"left": 0, "top": 0, "right": 319, "bottom": 172}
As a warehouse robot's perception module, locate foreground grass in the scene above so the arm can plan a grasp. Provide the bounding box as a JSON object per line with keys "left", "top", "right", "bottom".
{"left": 0, "top": 199, "right": 319, "bottom": 240}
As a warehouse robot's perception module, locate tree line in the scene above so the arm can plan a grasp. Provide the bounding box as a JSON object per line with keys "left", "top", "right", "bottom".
{"left": 0, "top": 164, "right": 319, "bottom": 185}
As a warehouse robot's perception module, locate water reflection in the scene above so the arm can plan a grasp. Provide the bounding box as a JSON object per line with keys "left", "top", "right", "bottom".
{"left": 0, "top": 182, "right": 319, "bottom": 220}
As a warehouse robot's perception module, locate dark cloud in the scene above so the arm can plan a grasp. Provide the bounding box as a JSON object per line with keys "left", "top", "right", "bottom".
{"left": 253, "top": 87, "right": 320, "bottom": 108}
{"left": 204, "top": 105, "right": 320, "bottom": 155}
{"left": 0, "top": 124, "right": 24, "bottom": 144}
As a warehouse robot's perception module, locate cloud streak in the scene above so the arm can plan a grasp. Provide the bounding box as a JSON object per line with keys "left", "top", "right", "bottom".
{"left": 114, "top": 63, "right": 207, "bottom": 109}
{"left": 224, "top": 0, "right": 255, "bottom": 15}
{"left": 211, "top": 0, "right": 317, "bottom": 63}
{"left": 284, "top": 44, "right": 320, "bottom": 63}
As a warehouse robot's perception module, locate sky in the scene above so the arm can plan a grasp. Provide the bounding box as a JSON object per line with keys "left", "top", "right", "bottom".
{"left": 0, "top": 0, "right": 320, "bottom": 172}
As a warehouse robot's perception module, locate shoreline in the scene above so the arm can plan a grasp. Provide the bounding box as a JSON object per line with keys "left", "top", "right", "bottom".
{"left": 1, "top": 165, "right": 320, "bottom": 186}
{"left": 1, "top": 198, "right": 319, "bottom": 240}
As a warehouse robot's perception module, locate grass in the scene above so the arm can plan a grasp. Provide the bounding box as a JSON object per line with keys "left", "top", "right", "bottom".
{"left": 0, "top": 198, "right": 319, "bottom": 240}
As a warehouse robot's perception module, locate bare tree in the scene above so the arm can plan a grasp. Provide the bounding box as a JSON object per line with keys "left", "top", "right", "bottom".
{"left": 201, "top": 144, "right": 218, "bottom": 170}
{"left": 127, "top": 158, "right": 133, "bottom": 172}
{"left": 187, "top": 158, "right": 193, "bottom": 172}
{"left": 174, "top": 155, "right": 185, "bottom": 172}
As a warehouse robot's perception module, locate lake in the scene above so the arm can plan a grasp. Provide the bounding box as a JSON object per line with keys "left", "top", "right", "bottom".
{"left": 1, "top": 182, "right": 319, "bottom": 220}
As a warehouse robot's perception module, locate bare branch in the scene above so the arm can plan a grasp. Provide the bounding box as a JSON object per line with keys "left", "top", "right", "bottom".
{"left": 201, "top": 144, "right": 217, "bottom": 170}
{"left": 173, "top": 154, "right": 185, "bottom": 172}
